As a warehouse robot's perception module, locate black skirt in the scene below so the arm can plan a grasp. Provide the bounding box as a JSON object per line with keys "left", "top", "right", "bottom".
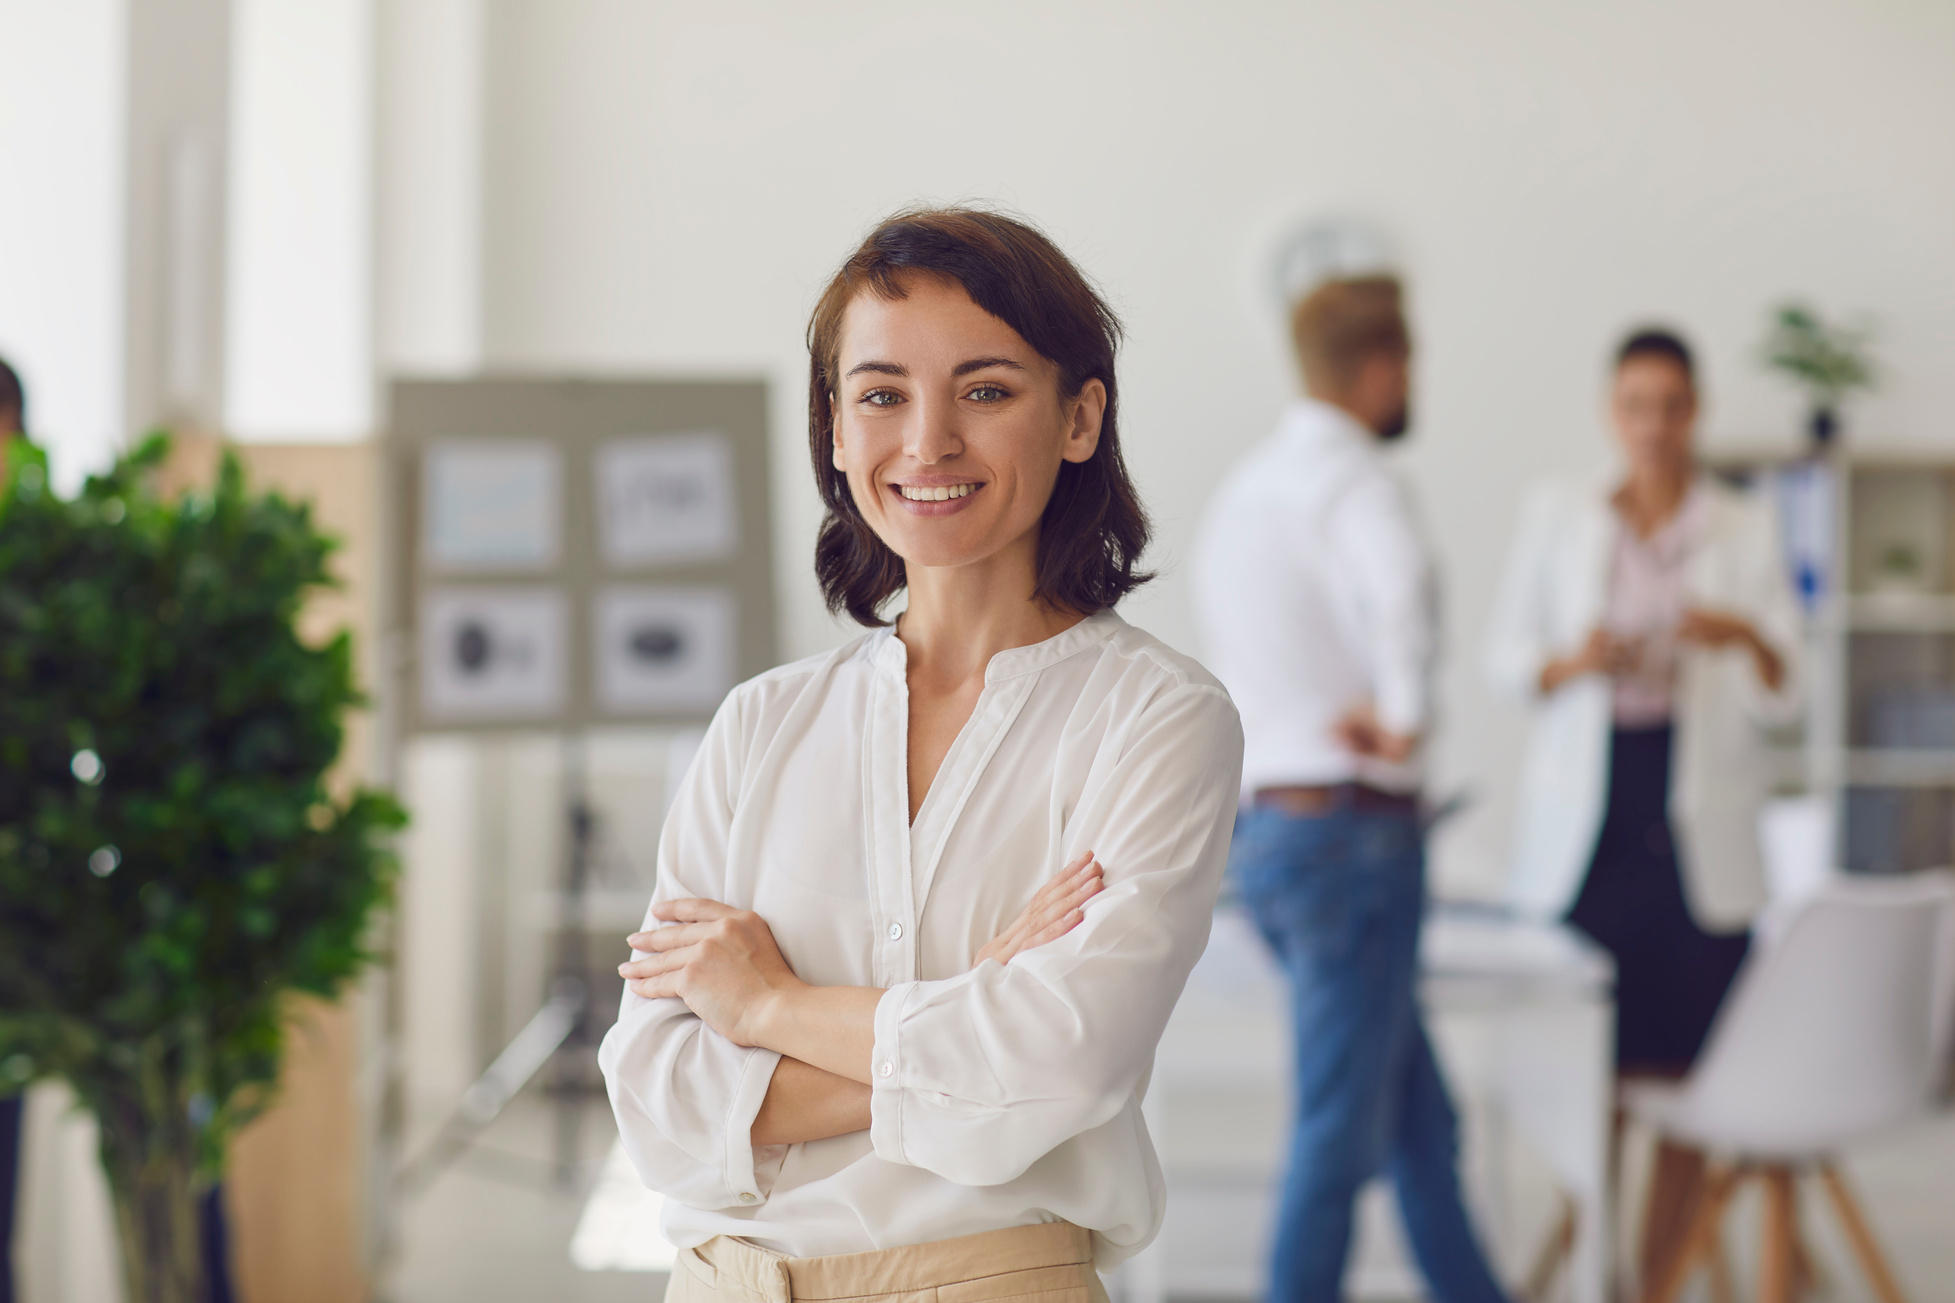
{"left": 1566, "top": 724, "right": 1751, "bottom": 1076}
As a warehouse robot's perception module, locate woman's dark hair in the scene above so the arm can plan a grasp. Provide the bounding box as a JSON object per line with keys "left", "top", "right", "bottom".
{"left": 807, "top": 206, "right": 1151, "bottom": 627}
{"left": 1615, "top": 327, "right": 1694, "bottom": 382}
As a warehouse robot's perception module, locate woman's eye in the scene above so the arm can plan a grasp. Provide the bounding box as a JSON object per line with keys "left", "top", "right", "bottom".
{"left": 861, "top": 390, "right": 902, "bottom": 407}
{"left": 966, "top": 384, "right": 1008, "bottom": 403}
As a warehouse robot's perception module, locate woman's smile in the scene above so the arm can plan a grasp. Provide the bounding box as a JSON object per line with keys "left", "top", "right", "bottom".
{"left": 891, "top": 477, "right": 986, "bottom": 514}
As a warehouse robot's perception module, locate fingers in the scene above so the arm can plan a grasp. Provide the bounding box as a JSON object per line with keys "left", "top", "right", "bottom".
{"left": 625, "top": 974, "right": 682, "bottom": 1001}
{"left": 618, "top": 949, "right": 689, "bottom": 981}
{"left": 628, "top": 898, "right": 742, "bottom": 954}
{"left": 627, "top": 921, "right": 717, "bottom": 952}
{"left": 1010, "top": 863, "right": 1104, "bottom": 950}
{"left": 651, "top": 898, "right": 739, "bottom": 924}
{"left": 1029, "top": 852, "right": 1095, "bottom": 905}
{"left": 1023, "top": 857, "right": 1102, "bottom": 924}
{"left": 1023, "top": 908, "right": 1085, "bottom": 951}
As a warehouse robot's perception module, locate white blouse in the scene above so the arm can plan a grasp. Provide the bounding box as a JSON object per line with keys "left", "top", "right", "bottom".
{"left": 599, "top": 610, "right": 1243, "bottom": 1268}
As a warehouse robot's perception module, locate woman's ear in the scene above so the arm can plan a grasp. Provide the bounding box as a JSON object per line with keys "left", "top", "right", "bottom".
{"left": 830, "top": 395, "right": 848, "bottom": 471}
{"left": 1061, "top": 378, "right": 1106, "bottom": 465}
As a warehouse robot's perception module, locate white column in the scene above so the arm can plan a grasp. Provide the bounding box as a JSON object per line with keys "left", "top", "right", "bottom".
{"left": 0, "top": 0, "right": 127, "bottom": 493}
{"left": 375, "top": 0, "right": 486, "bottom": 383}
{"left": 122, "top": 0, "right": 232, "bottom": 441}
{"left": 224, "top": 0, "right": 376, "bottom": 442}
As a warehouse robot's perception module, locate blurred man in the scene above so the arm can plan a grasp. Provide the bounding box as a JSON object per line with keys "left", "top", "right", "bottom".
{"left": 1192, "top": 280, "right": 1508, "bottom": 1303}
{"left": 0, "top": 353, "right": 22, "bottom": 1303}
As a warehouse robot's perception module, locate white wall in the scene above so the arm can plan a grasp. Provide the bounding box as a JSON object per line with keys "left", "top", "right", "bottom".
{"left": 400, "top": 0, "right": 1955, "bottom": 894}
{"left": 0, "top": 0, "right": 125, "bottom": 493}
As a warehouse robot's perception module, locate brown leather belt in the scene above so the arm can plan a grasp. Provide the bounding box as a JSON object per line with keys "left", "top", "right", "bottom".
{"left": 1254, "top": 783, "right": 1420, "bottom": 818}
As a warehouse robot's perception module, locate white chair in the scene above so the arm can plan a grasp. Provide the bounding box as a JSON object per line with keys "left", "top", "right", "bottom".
{"left": 1626, "top": 871, "right": 1955, "bottom": 1303}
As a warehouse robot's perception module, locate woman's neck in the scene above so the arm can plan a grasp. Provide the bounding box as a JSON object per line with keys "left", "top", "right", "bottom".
{"left": 897, "top": 539, "right": 1082, "bottom": 689}
{"left": 1614, "top": 460, "right": 1694, "bottom": 539}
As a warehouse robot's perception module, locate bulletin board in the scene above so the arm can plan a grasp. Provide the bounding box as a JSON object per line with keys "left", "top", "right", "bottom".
{"left": 385, "top": 377, "right": 777, "bottom": 734}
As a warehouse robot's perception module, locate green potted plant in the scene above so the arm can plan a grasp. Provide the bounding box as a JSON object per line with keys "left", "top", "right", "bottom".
{"left": 1762, "top": 302, "right": 1875, "bottom": 446}
{"left": 0, "top": 434, "right": 405, "bottom": 1303}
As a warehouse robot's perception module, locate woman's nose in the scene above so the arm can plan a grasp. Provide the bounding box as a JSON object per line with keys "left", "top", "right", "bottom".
{"left": 906, "top": 392, "right": 963, "bottom": 464}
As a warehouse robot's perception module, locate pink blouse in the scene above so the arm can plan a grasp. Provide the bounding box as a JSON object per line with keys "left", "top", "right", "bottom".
{"left": 1604, "top": 486, "right": 1706, "bottom": 727}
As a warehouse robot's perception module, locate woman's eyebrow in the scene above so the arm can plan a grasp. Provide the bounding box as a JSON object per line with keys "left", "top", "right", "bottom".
{"left": 844, "top": 360, "right": 907, "bottom": 378}
{"left": 953, "top": 356, "right": 1026, "bottom": 377}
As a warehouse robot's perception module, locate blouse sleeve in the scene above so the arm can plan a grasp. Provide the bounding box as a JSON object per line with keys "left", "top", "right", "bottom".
{"left": 597, "top": 690, "right": 783, "bottom": 1209}
{"left": 866, "top": 680, "right": 1244, "bottom": 1187}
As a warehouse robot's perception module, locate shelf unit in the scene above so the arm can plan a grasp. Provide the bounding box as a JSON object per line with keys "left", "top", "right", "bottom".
{"left": 1709, "top": 446, "right": 1955, "bottom": 874}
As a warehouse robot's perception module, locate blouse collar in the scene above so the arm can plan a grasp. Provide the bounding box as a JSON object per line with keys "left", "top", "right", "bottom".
{"left": 871, "top": 608, "right": 1126, "bottom": 685}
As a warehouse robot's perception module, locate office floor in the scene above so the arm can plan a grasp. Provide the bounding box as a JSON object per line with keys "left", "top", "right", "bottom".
{"left": 382, "top": 1090, "right": 1955, "bottom": 1303}
{"left": 384, "top": 1092, "right": 663, "bottom": 1303}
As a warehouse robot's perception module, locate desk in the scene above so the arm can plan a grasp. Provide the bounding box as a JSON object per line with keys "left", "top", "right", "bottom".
{"left": 1121, "top": 905, "right": 1614, "bottom": 1303}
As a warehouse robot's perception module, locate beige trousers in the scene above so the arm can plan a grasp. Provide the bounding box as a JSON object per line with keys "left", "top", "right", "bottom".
{"left": 666, "top": 1222, "right": 1112, "bottom": 1303}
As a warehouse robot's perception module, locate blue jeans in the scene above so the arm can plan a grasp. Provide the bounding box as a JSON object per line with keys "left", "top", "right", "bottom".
{"left": 1231, "top": 805, "right": 1508, "bottom": 1303}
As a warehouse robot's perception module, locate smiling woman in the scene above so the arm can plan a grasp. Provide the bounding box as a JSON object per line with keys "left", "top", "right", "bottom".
{"left": 807, "top": 206, "right": 1151, "bottom": 627}
{"left": 599, "top": 207, "right": 1242, "bottom": 1303}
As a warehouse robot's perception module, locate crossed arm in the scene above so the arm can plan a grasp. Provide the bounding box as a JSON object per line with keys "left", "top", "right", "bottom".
{"left": 617, "top": 852, "right": 1105, "bottom": 1147}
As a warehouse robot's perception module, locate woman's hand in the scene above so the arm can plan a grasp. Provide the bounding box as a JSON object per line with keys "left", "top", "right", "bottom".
{"left": 975, "top": 852, "right": 1104, "bottom": 968}
{"left": 622, "top": 901, "right": 802, "bottom": 1048}
{"left": 1679, "top": 606, "right": 1784, "bottom": 692}
{"left": 1539, "top": 627, "right": 1638, "bottom": 694}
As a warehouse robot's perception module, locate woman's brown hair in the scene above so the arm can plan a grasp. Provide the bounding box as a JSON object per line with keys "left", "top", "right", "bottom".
{"left": 807, "top": 206, "right": 1151, "bottom": 627}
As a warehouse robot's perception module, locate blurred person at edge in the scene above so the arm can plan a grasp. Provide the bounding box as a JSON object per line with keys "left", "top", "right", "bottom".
{"left": 1484, "top": 329, "right": 1801, "bottom": 1283}
{"left": 1192, "top": 280, "right": 1510, "bottom": 1303}
{"left": 0, "top": 356, "right": 239, "bottom": 1303}
{"left": 1, "top": 352, "right": 20, "bottom": 1303}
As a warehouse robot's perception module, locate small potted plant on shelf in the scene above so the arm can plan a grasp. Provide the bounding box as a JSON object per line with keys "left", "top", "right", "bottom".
{"left": 1761, "top": 302, "right": 1875, "bottom": 447}
{"left": 0, "top": 434, "right": 405, "bottom": 1303}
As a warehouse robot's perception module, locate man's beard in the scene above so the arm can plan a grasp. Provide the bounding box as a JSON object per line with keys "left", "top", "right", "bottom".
{"left": 1376, "top": 404, "right": 1410, "bottom": 441}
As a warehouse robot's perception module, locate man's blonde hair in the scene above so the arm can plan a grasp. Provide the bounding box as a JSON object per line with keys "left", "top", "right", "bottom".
{"left": 1289, "top": 275, "right": 1409, "bottom": 397}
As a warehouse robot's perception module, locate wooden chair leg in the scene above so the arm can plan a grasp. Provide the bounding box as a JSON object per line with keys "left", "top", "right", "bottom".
{"left": 1789, "top": 1210, "right": 1825, "bottom": 1301}
{"left": 1709, "top": 1235, "right": 1737, "bottom": 1303}
{"left": 1640, "top": 1140, "right": 1710, "bottom": 1288}
{"left": 1521, "top": 1191, "right": 1577, "bottom": 1303}
{"left": 1758, "top": 1166, "right": 1797, "bottom": 1303}
{"left": 1642, "top": 1166, "right": 1743, "bottom": 1303}
{"left": 1819, "top": 1162, "right": 1911, "bottom": 1303}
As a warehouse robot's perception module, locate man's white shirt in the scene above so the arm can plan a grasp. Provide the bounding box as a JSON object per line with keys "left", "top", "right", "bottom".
{"left": 1192, "top": 398, "right": 1438, "bottom": 796}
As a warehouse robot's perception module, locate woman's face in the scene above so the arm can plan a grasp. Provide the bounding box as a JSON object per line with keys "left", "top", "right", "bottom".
{"left": 832, "top": 274, "right": 1104, "bottom": 575}
{"left": 1609, "top": 355, "right": 1697, "bottom": 475}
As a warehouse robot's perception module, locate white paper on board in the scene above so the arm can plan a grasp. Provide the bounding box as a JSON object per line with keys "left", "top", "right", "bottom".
{"left": 594, "top": 586, "right": 736, "bottom": 714}
{"left": 423, "top": 440, "right": 562, "bottom": 571}
{"left": 420, "top": 586, "right": 568, "bottom": 722}
{"left": 595, "top": 433, "right": 737, "bottom": 566}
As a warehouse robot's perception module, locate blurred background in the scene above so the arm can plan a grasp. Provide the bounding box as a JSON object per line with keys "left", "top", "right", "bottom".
{"left": 4, "top": 2, "right": 1953, "bottom": 1301}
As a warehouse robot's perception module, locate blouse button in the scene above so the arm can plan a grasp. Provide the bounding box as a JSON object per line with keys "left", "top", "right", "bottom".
{"left": 887, "top": 922, "right": 904, "bottom": 941}
{"left": 879, "top": 1061, "right": 894, "bottom": 1078}
{"left": 738, "top": 1191, "right": 758, "bottom": 1204}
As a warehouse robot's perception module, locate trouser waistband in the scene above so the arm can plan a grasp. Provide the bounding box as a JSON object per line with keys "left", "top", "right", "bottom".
{"left": 680, "top": 1221, "right": 1099, "bottom": 1303}
{"left": 1253, "top": 782, "right": 1419, "bottom": 818}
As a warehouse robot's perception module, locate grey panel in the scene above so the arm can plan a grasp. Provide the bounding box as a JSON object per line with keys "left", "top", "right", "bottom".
{"left": 387, "top": 376, "right": 776, "bottom": 734}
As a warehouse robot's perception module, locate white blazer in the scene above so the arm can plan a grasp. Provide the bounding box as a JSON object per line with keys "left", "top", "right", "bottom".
{"left": 1484, "top": 476, "right": 1804, "bottom": 932}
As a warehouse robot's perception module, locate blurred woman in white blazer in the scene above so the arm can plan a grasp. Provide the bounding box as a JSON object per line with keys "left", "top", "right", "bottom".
{"left": 1485, "top": 328, "right": 1801, "bottom": 1275}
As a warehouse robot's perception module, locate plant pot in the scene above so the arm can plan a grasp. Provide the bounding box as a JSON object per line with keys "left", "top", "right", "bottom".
{"left": 1808, "top": 405, "right": 1838, "bottom": 447}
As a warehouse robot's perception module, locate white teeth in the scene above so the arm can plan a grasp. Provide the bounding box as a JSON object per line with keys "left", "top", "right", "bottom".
{"left": 899, "top": 483, "right": 977, "bottom": 501}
